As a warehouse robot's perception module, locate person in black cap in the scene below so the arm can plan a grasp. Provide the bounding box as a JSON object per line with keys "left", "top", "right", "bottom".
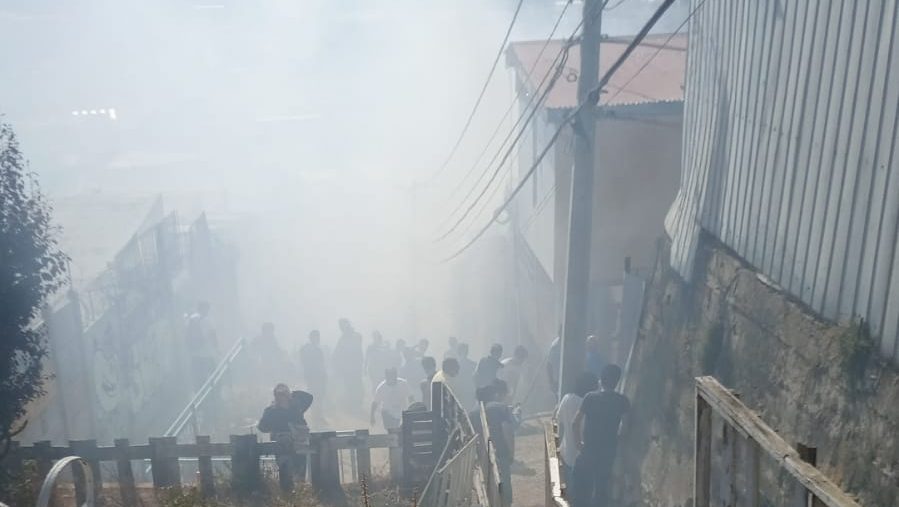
{"left": 258, "top": 383, "right": 314, "bottom": 493}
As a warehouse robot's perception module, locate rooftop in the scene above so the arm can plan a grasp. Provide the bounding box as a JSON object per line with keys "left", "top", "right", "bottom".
{"left": 506, "top": 33, "right": 688, "bottom": 109}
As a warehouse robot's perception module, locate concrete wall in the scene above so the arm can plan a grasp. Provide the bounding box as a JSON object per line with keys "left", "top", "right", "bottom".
{"left": 616, "top": 235, "right": 899, "bottom": 507}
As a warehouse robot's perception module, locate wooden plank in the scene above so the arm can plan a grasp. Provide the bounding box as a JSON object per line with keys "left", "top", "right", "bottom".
{"left": 114, "top": 439, "right": 138, "bottom": 507}
{"left": 69, "top": 439, "right": 102, "bottom": 501}
{"left": 196, "top": 436, "right": 215, "bottom": 499}
{"left": 694, "top": 392, "right": 712, "bottom": 507}
{"left": 696, "top": 377, "right": 861, "bottom": 507}
{"left": 388, "top": 427, "right": 404, "bottom": 485}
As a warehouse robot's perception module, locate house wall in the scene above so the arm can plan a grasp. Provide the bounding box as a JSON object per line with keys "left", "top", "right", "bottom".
{"left": 666, "top": 0, "right": 899, "bottom": 363}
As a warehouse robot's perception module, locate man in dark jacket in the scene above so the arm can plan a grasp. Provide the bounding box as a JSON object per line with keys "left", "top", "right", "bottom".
{"left": 258, "top": 384, "right": 314, "bottom": 493}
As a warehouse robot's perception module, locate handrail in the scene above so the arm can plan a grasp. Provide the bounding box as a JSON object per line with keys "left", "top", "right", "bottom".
{"left": 37, "top": 456, "right": 95, "bottom": 507}
{"left": 165, "top": 337, "right": 247, "bottom": 438}
{"left": 418, "top": 428, "right": 461, "bottom": 505}
{"left": 695, "top": 376, "right": 861, "bottom": 507}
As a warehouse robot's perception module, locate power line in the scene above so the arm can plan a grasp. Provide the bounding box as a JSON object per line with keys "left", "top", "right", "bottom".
{"left": 441, "top": 0, "right": 682, "bottom": 263}
{"left": 435, "top": 38, "right": 574, "bottom": 242}
{"left": 603, "top": 0, "right": 701, "bottom": 105}
{"left": 428, "top": 0, "right": 525, "bottom": 182}
{"left": 439, "top": 0, "right": 575, "bottom": 217}
{"left": 435, "top": 6, "right": 604, "bottom": 240}
{"left": 436, "top": 33, "right": 576, "bottom": 237}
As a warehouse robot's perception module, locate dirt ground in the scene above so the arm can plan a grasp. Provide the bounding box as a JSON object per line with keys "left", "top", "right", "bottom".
{"left": 510, "top": 417, "right": 548, "bottom": 507}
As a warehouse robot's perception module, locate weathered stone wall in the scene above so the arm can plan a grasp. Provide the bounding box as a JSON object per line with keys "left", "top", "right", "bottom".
{"left": 616, "top": 235, "right": 899, "bottom": 507}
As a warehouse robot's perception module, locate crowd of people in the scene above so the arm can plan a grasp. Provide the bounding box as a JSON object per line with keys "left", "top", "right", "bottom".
{"left": 186, "top": 305, "right": 628, "bottom": 505}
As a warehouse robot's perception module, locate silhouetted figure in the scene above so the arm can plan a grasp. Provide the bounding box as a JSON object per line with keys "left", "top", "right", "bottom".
{"left": 443, "top": 336, "right": 459, "bottom": 360}
{"left": 370, "top": 367, "right": 412, "bottom": 430}
{"left": 365, "top": 331, "right": 391, "bottom": 390}
{"left": 187, "top": 301, "right": 218, "bottom": 390}
{"left": 300, "top": 330, "right": 328, "bottom": 408}
{"left": 471, "top": 379, "right": 518, "bottom": 506}
{"left": 547, "top": 335, "right": 561, "bottom": 399}
{"left": 258, "top": 384, "right": 313, "bottom": 493}
{"left": 456, "top": 343, "right": 478, "bottom": 410}
{"left": 253, "top": 322, "right": 289, "bottom": 392}
{"left": 420, "top": 356, "right": 437, "bottom": 407}
{"left": 332, "top": 319, "right": 363, "bottom": 415}
{"left": 585, "top": 335, "right": 608, "bottom": 378}
{"left": 571, "top": 364, "right": 629, "bottom": 507}
{"left": 475, "top": 343, "right": 504, "bottom": 389}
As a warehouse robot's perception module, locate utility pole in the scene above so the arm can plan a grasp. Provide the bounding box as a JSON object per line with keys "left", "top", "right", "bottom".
{"left": 559, "top": 0, "right": 601, "bottom": 397}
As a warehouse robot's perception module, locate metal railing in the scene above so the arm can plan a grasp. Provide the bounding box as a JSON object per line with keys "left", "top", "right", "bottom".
{"left": 165, "top": 336, "right": 247, "bottom": 438}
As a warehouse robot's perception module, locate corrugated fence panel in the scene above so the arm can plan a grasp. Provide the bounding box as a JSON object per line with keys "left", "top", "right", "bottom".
{"left": 666, "top": 0, "right": 899, "bottom": 363}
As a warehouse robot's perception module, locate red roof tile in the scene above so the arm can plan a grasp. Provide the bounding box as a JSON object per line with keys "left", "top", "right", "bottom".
{"left": 506, "top": 33, "right": 687, "bottom": 109}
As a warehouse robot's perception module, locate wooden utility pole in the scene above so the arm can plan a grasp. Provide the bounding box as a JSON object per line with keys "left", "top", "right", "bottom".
{"left": 559, "top": 0, "right": 601, "bottom": 397}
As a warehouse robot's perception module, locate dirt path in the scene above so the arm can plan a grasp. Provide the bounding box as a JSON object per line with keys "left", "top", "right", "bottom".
{"left": 510, "top": 417, "right": 548, "bottom": 507}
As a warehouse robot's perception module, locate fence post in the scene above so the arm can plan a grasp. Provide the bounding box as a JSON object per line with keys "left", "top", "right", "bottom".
{"left": 355, "top": 429, "right": 372, "bottom": 483}
{"left": 797, "top": 444, "right": 824, "bottom": 507}
{"left": 694, "top": 392, "right": 711, "bottom": 507}
{"left": 230, "top": 434, "right": 261, "bottom": 497}
{"left": 33, "top": 440, "right": 53, "bottom": 482}
{"left": 69, "top": 439, "right": 102, "bottom": 502}
{"left": 748, "top": 441, "right": 760, "bottom": 507}
{"left": 149, "top": 436, "right": 181, "bottom": 488}
{"left": 114, "top": 438, "right": 138, "bottom": 507}
{"left": 431, "top": 382, "right": 447, "bottom": 452}
{"left": 196, "top": 435, "right": 215, "bottom": 498}
{"left": 389, "top": 427, "right": 404, "bottom": 485}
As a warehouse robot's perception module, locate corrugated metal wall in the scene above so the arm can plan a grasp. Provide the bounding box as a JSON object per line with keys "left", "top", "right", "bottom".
{"left": 665, "top": 0, "right": 899, "bottom": 362}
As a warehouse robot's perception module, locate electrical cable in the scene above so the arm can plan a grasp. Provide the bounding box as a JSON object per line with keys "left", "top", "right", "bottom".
{"left": 428, "top": 0, "right": 526, "bottom": 182}
{"left": 437, "top": 16, "right": 585, "bottom": 234}
{"left": 435, "top": 38, "right": 574, "bottom": 242}
{"left": 439, "top": 0, "right": 575, "bottom": 218}
{"left": 440, "top": 0, "right": 682, "bottom": 263}
{"left": 602, "top": 0, "right": 701, "bottom": 105}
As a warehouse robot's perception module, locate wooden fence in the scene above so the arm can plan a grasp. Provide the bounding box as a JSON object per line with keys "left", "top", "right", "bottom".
{"left": 10, "top": 429, "right": 400, "bottom": 506}
{"left": 695, "top": 376, "right": 862, "bottom": 507}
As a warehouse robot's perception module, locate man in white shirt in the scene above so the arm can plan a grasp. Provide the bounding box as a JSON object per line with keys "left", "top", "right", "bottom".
{"left": 371, "top": 368, "right": 412, "bottom": 430}
{"left": 555, "top": 371, "right": 599, "bottom": 478}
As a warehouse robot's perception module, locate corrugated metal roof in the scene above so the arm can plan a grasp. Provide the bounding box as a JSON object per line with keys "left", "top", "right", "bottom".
{"left": 666, "top": 0, "right": 899, "bottom": 364}
{"left": 506, "top": 33, "right": 687, "bottom": 109}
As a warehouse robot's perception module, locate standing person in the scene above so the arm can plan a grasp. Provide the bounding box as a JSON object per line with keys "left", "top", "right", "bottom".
{"left": 556, "top": 372, "right": 599, "bottom": 478}
{"left": 332, "top": 318, "right": 364, "bottom": 414}
{"left": 415, "top": 338, "right": 430, "bottom": 357}
{"left": 547, "top": 334, "right": 561, "bottom": 399}
{"left": 443, "top": 336, "right": 459, "bottom": 360}
{"left": 253, "top": 322, "right": 290, "bottom": 392}
{"left": 399, "top": 344, "right": 421, "bottom": 391}
{"left": 300, "top": 330, "right": 328, "bottom": 419}
{"left": 370, "top": 368, "right": 412, "bottom": 430}
{"left": 585, "top": 335, "right": 608, "bottom": 378}
{"left": 258, "top": 384, "right": 314, "bottom": 493}
{"left": 365, "top": 331, "right": 390, "bottom": 390}
{"left": 419, "top": 356, "right": 437, "bottom": 407}
{"left": 475, "top": 379, "right": 518, "bottom": 507}
{"left": 456, "top": 343, "right": 477, "bottom": 392}
{"left": 500, "top": 345, "right": 529, "bottom": 401}
{"left": 572, "top": 365, "right": 629, "bottom": 507}
{"left": 186, "top": 301, "right": 218, "bottom": 390}
{"left": 475, "top": 344, "right": 504, "bottom": 389}
{"left": 389, "top": 339, "right": 407, "bottom": 371}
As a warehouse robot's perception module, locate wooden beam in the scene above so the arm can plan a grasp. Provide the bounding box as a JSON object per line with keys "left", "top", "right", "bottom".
{"left": 114, "top": 439, "right": 138, "bottom": 507}
{"left": 696, "top": 377, "right": 861, "bottom": 507}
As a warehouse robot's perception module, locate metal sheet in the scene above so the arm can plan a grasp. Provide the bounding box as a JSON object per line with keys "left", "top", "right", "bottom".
{"left": 667, "top": 0, "right": 899, "bottom": 363}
